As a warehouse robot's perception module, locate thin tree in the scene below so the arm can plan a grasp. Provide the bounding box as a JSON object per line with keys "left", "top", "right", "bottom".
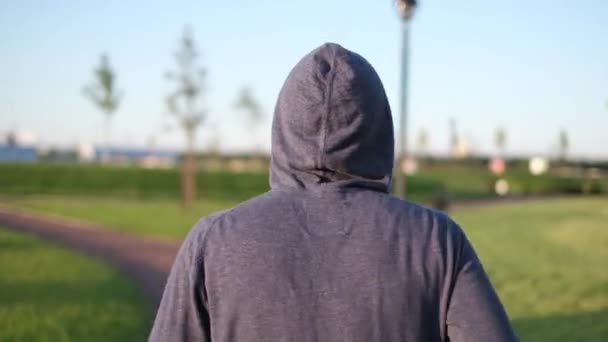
{"left": 83, "top": 54, "right": 123, "bottom": 163}
{"left": 495, "top": 126, "right": 506, "bottom": 157}
{"left": 559, "top": 129, "right": 569, "bottom": 161}
{"left": 166, "top": 28, "right": 207, "bottom": 209}
{"left": 234, "top": 86, "right": 263, "bottom": 152}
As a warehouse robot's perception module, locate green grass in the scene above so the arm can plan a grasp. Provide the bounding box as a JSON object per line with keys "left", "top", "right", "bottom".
{"left": 1, "top": 194, "right": 607, "bottom": 340}
{"left": 0, "top": 195, "right": 237, "bottom": 240}
{"left": 421, "top": 164, "right": 495, "bottom": 199}
{"left": 0, "top": 228, "right": 150, "bottom": 341}
{"left": 0, "top": 163, "right": 270, "bottom": 201}
{"left": 2, "top": 163, "right": 602, "bottom": 204}
{"left": 453, "top": 198, "right": 608, "bottom": 341}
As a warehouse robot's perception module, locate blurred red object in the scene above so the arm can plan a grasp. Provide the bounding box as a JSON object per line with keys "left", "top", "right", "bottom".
{"left": 489, "top": 157, "right": 506, "bottom": 176}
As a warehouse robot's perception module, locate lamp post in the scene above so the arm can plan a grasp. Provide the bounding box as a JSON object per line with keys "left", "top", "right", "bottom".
{"left": 393, "top": 0, "right": 417, "bottom": 199}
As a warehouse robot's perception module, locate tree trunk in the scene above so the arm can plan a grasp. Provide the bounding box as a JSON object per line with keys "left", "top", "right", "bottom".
{"left": 102, "top": 114, "right": 111, "bottom": 164}
{"left": 181, "top": 129, "right": 197, "bottom": 209}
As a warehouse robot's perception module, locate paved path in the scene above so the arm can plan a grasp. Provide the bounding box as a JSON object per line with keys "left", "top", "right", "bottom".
{"left": 0, "top": 205, "right": 179, "bottom": 307}
{"left": 0, "top": 196, "right": 559, "bottom": 311}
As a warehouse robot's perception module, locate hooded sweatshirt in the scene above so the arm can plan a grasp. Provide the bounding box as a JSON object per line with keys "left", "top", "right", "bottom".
{"left": 149, "top": 43, "right": 518, "bottom": 342}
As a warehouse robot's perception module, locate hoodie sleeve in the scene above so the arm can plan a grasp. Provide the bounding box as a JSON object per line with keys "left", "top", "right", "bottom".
{"left": 149, "top": 225, "right": 210, "bottom": 342}
{"left": 445, "top": 223, "right": 518, "bottom": 342}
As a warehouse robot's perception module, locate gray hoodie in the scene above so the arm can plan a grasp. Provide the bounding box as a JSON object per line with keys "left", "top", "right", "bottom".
{"left": 149, "top": 43, "right": 518, "bottom": 342}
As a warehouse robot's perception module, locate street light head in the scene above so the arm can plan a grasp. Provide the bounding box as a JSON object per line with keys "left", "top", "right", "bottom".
{"left": 395, "top": 0, "right": 417, "bottom": 20}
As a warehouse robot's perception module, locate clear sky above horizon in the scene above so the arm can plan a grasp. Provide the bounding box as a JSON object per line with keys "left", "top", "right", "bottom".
{"left": 1, "top": 0, "right": 607, "bottom": 159}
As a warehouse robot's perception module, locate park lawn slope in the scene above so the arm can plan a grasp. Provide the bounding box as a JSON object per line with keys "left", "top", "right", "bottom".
{"left": 1, "top": 194, "right": 607, "bottom": 341}
{"left": 0, "top": 195, "right": 237, "bottom": 240}
{"left": 453, "top": 198, "right": 608, "bottom": 341}
{"left": 0, "top": 228, "right": 149, "bottom": 341}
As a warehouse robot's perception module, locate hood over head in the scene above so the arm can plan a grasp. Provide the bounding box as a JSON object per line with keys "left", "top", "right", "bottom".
{"left": 270, "top": 43, "right": 394, "bottom": 193}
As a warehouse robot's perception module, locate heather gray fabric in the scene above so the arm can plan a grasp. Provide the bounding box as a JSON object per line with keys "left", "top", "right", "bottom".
{"left": 150, "top": 43, "right": 518, "bottom": 342}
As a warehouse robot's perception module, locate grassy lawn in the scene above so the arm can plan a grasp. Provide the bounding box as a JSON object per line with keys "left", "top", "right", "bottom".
{"left": 453, "top": 198, "right": 608, "bottom": 341}
{"left": 1, "top": 194, "right": 607, "bottom": 340}
{"left": 0, "top": 195, "right": 238, "bottom": 240}
{"left": 0, "top": 228, "right": 149, "bottom": 341}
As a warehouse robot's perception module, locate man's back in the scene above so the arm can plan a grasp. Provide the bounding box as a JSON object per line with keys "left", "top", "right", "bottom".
{"left": 150, "top": 43, "right": 517, "bottom": 341}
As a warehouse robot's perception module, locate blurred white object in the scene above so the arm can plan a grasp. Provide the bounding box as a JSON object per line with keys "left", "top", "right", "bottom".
{"left": 495, "top": 179, "right": 509, "bottom": 196}
{"left": 7, "top": 129, "right": 37, "bottom": 146}
{"left": 529, "top": 157, "right": 549, "bottom": 175}
{"left": 451, "top": 138, "right": 471, "bottom": 159}
{"left": 401, "top": 157, "right": 418, "bottom": 175}
{"left": 77, "top": 143, "right": 96, "bottom": 161}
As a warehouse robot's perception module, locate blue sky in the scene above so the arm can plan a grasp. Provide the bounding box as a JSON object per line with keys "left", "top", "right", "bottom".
{"left": 1, "top": 0, "right": 607, "bottom": 158}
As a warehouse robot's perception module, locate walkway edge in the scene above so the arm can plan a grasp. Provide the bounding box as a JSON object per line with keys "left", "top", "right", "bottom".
{"left": 0, "top": 204, "right": 179, "bottom": 307}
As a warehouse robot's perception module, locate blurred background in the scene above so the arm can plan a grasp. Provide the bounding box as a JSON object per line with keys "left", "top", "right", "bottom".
{"left": 0, "top": 1, "right": 607, "bottom": 341}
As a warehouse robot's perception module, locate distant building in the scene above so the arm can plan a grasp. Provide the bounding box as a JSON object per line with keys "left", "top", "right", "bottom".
{"left": 95, "top": 147, "right": 178, "bottom": 168}
{"left": 0, "top": 145, "right": 37, "bottom": 162}
{"left": 0, "top": 129, "right": 38, "bottom": 162}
